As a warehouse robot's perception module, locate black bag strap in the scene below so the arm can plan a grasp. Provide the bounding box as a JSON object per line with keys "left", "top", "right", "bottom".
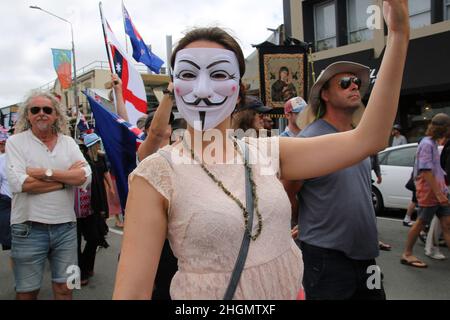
{"left": 223, "top": 139, "right": 254, "bottom": 300}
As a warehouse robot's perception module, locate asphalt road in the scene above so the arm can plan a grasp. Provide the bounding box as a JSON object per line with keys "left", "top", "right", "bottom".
{"left": 0, "top": 217, "right": 449, "bottom": 300}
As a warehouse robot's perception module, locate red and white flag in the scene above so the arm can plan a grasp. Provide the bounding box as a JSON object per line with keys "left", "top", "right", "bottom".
{"left": 103, "top": 19, "right": 147, "bottom": 126}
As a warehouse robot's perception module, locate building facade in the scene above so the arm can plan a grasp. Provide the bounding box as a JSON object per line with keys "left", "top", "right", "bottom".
{"left": 284, "top": 0, "right": 450, "bottom": 142}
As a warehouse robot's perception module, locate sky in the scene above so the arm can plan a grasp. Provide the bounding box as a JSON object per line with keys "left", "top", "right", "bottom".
{"left": 0, "top": 0, "right": 284, "bottom": 108}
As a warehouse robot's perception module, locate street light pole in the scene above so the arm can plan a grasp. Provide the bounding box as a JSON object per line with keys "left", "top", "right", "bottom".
{"left": 30, "top": 5, "right": 79, "bottom": 118}
{"left": 70, "top": 23, "right": 79, "bottom": 115}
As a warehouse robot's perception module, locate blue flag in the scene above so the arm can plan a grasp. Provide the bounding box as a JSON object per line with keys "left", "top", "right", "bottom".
{"left": 84, "top": 90, "right": 143, "bottom": 211}
{"left": 76, "top": 111, "right": 93, "bottom": 134}
{"left": 122, "top": 3, "right": 164, "bottom": 73}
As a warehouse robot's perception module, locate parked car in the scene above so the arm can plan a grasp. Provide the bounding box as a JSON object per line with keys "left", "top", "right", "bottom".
{"left": 371, "top": 143, "right": 418, "bottom": 215}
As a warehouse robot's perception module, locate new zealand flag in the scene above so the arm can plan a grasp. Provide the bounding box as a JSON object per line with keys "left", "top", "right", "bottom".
{"left": 122, "top": 3, "right": 164, "bottom": 73}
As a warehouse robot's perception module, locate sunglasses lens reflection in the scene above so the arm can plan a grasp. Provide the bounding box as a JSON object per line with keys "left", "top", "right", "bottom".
{"left": 340, "top": 78, "right": 351, "bottom": 89}
{"left": 340, "top": 77, "right": 361, "bottom": 90}
{"left": 30, "top": 106, "right": 53, "bottom": 115}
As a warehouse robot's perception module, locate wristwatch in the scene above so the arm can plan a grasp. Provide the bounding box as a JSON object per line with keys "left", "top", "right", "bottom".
{"left": 45, "top": 168, "right": 53, "bottom": 179}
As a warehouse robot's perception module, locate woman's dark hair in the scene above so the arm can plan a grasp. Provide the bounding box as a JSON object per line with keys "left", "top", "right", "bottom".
{"left": 170, "top": 27, "right": 246, "bottom": 105}
{"left": 426, "top": 121, "right": 450, "bottom": 140}
{"left": 231, "top": 109, "right": 259, "bottom": 131}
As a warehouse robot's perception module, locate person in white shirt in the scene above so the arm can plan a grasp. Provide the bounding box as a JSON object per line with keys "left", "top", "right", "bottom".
{"left": 391, "top": 124, "right": 407, "bottom": 146}
{"left": 0, "top": 132, "right": 12, "bottom": 251}
{"left": 6, "top": 92, "right": 91, "bottom": 300}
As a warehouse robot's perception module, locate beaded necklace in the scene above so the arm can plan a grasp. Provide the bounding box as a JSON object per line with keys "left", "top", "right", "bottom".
{"left": 182, "top": 137, "right": 263, "bottom": 241}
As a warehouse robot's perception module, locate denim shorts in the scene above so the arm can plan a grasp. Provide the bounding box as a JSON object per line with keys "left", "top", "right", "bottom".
{"left": 418, "top": 205, "right": 450, "bottom": 224}
{"left": 10, "top": 221, "right": 78, "bottom": 293}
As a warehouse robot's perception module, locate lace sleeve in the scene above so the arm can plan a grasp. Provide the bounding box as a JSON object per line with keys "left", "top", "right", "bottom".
{"left": 129, "top": 153, "right": 173, "bottom": 208}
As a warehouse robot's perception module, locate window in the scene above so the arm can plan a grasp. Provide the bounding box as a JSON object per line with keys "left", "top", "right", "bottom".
{"left": 378, "top": 152, "right": 387, "bottom": 164}
{"left": 314, "top": 1, "right": 337, "bottom": 51}
{"left": 382, "top": 147, "right": 417, "bottom": 167}
{"left": 408, "top": 0, "right": 431, "bottom": 29}
{"left": 347, "top": 0, "right": 373, "bottom": 44}
{"left": 446, "top": 0, "right": 450, "bottom": 20}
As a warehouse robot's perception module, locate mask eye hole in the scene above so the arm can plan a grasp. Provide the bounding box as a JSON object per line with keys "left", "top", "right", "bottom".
{"left": 210, "top": 70, "right": 235, "bottom": 81}
{"left": 177, "top": 71, "right": 197, "bottom": 80}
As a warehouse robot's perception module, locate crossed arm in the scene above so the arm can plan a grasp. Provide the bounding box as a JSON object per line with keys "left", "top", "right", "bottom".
{"left": 24, "top": 161, "right": 88, "bottom": 194}
{"left": 6, "top": 139, "right": 91, "bottom": 195}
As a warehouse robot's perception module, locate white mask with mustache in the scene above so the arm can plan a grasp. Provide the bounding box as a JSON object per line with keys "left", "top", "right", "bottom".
{"left": 173, "top": 48, "right": 240, "bottom": 131}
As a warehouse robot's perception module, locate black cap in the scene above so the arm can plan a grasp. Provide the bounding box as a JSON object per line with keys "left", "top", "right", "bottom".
{"left": 238, "top": 96, "right": 272, "bottom": 113}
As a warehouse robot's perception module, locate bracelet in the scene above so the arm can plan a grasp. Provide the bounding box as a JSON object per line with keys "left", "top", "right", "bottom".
{"left": 162, "top": 89, "right": 174, "bottom": 99}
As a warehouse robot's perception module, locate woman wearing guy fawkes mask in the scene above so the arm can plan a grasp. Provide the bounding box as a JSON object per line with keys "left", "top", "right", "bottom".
{"left": 114, "top": 1, "right": 410, "bottom": 300}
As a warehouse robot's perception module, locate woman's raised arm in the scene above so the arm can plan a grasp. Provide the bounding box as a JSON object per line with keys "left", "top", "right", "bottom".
{"left": 280, "top": 0, "right": 409, "bottom": 180}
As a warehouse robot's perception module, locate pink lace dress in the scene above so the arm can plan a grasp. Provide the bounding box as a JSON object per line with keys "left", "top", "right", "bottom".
{"left": 130, "top": 137, "right": 303, "bottom": 299}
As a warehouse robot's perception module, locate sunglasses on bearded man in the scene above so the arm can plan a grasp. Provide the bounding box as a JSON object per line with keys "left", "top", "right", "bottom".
{"left": 339, "top": 77, "right": 362, "bottom": 90}
{"left": 29, "top": 106, "right": 54, "bottom": 115}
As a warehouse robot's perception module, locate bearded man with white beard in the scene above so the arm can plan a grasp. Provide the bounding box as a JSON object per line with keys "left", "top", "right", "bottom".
{"left": 6, "top": 92, "right": 91, "bottom": 300}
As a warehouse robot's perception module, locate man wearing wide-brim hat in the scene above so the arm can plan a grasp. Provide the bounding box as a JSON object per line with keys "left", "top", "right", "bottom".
{"left": 297, "top": 61, "right": 370, "bottom": 130}
{"left": 287, "top": 61, "right": 388, "bottom": 300}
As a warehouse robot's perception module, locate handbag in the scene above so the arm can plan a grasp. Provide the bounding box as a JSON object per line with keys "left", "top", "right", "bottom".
{"left": 223, "top": 139, "right": 254, "bottom": 300}
{"left": 405, "top": 172, "right": 415, "bottom": 192}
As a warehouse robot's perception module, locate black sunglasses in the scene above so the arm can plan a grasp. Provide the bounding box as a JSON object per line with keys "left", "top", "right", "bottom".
{"left": 30, "top": 106, "right": 54, "bottom": 115}
{"left": 339, "top": 77, "right": 361, "bottom": 90}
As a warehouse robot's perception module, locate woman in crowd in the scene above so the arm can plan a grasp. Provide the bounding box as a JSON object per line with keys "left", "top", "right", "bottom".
{"left": 114, "top": 1, "right": 410, "bottom": 299}
{"left": 77, "top": 133, "right": 111, "bottom": 285}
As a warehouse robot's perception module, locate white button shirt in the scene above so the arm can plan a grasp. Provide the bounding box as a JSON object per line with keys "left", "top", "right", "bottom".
{"left": 0, "top": 153, "right": 12, "bottom": 198}
{"left": 6, "top": 130, "right": 92, "bottom": 225}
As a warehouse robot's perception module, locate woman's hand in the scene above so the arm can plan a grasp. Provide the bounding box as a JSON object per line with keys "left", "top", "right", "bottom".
{"left": 111, "top": 74, "right": 122, "bottom": 92}
{"left": 291, "top": 225, "right": 299, "bottom": 239}
{"left": 383, "top": 0, "right": 409, "bottom": 37}
{"left": 437, "top": 193, "right": 450, "bottom": 206}
{"left": 167, "top": 82, "right": 174, "bottom": 93}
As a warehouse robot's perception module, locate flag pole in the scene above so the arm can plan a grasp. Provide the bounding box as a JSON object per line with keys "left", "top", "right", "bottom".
{"left": 99, "top": 2, "right": 118, "bottom": 114}
{"left": 99, "top": 2, "right": 113, "bottom": 72}
{"left": 122, "top": 0, "right": 129, "bottom": 54}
